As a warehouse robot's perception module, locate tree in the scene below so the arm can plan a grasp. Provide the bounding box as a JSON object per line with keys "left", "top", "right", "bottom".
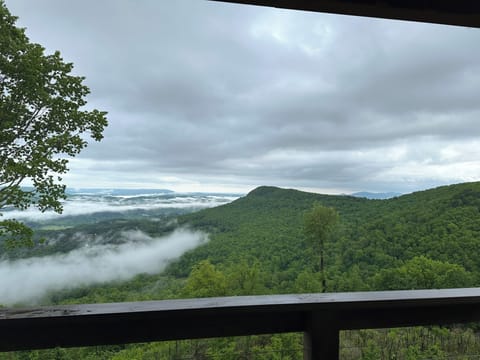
{"left": 0, "top": 1, "right": 107, "bottom": 246}
{"left": 373, "top": 256, "right": 474, "bottom": 290}
{"left": 294, "top": 270, "right": 322, "bottom": 293}
{"left": 303, "top": 203, "right": 339, "bottom": 292}
{"left": 226, "top": 258, "right": 263, "bottom": 295}
{"left": 182, "top": 260, "right": 227, "bottom": 298}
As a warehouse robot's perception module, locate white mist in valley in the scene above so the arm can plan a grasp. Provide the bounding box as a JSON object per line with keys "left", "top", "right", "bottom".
{"left": 0, "top": 229, "right": 208, "bottom": 306}
{"left": 3, "top": 193, "right": 239, "bottom": 221}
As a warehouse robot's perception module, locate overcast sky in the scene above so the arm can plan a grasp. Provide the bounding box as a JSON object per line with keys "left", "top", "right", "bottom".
{"left": 6, "top": 0, "right": 480, "bottom": 194}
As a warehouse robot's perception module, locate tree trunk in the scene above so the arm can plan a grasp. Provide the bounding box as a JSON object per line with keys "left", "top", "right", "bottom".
{"left": 320, "top": 249, "right": 326, "bottom": 292}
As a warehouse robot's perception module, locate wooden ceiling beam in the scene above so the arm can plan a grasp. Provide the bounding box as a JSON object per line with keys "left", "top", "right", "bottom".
{"left": 211, "top": 0, "right": 480, "bottom": 28}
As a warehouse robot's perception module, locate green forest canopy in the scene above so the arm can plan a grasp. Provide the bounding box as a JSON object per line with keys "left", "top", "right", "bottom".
{"left": 4, "top": 182, "right": 480, "bottom": 359}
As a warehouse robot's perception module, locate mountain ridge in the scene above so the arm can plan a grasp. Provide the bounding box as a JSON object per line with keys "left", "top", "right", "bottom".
{"left": 351, "top": 191, "right": 402, "bottom": 199}
{"left": 171, "top": 181, "right": 480, "bottom": 284}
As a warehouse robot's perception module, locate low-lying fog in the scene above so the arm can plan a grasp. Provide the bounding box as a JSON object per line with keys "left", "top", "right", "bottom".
{"left": 0, "top": 229, "right": 207, "bottom": 306}
{"left": 2, "top": 192, "right": 240, "bottom": 221}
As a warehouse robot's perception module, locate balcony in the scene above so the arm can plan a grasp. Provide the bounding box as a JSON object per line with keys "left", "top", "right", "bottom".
{"left": 2, "top": 288, "right": 480, "bottom": 359}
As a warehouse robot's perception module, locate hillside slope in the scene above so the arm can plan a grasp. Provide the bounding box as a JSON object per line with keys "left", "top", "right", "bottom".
{"left": 23, "top": 182, "right": 480, "bottom": 359}
{"left": 168, "top": 182, "right": 480, "bottom": 291}
{"left": 170, "top": 186, "right": 367, "bottom": 277}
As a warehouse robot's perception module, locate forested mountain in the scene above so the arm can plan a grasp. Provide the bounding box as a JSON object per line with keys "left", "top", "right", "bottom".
{"left": 4, "top": 182, "right": 480, "bottom": 359}
{"left": 23, "top": 181, "right": 480, "bottom": 303}
{"left": 168, "top": 182, "right": 480, "bottom": 293}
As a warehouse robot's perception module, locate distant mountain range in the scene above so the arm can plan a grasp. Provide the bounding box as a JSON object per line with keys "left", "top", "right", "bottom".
{"left": 26, "top": 186, "right": 403, "bottom": 199}
{"left": 351, "top": 191, "right": 402, "bottom": 199}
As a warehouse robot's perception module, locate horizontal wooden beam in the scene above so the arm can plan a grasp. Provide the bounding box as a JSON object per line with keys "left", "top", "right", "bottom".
{"left": 3, "top": 288, "right": 480, "bottom": 352}
{"left": 210, "top": 0, "right": 480, "bottom": 28}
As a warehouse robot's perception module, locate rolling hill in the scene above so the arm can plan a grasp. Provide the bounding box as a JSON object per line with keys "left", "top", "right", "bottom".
{"left": 168, "top": 182, "right": 480, "bottom": 292}
{"left": 6, "top": 182, "right": 480, "bottom": 359}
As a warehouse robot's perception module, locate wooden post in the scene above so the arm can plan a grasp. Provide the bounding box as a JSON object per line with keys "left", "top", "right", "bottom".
{"left": 304, "top": 311, "right": 339, "bottom": 360}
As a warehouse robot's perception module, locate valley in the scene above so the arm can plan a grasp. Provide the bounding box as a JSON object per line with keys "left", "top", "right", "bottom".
{"left": 3, "top": 183, "right": 480, "bottom": 358}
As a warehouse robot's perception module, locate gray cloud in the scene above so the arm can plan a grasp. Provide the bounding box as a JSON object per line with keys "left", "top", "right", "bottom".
{"left": 5, "top": 0, "right": 480, "bottom": 194}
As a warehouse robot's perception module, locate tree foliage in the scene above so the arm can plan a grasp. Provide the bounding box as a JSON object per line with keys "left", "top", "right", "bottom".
{"left": 182, "top": 260, "right": 227, "bottom": 298}
{"left": 303, "top": 202, "right": 339, "bottom": 291}
{"left": 0, "top": 1, "right": 107, "bottom": 246}
{"left": 373, "top": 256, "right": 474, "bottom": 290}
{"left": 6, "top": 183, "right": 480, "bottom": 358}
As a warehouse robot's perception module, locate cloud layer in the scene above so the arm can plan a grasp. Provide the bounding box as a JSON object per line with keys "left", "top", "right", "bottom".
{"left": 0, "top": 229, "right": 207, "bottom": 305}
{"left": 3, "top": 193, "right": 239, "bottom": 221}
{"left": 5, "top": 0, "right": 480, "bottom": 194}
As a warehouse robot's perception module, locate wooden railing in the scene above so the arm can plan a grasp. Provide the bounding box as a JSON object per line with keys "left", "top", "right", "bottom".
{"left": 3, "top": 288, "right": 480, "bottom": 359}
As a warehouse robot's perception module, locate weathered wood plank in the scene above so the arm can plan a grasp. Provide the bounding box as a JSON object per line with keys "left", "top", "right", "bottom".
{"left": 2, "top": 289, "right": 480, "bottom": 352}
